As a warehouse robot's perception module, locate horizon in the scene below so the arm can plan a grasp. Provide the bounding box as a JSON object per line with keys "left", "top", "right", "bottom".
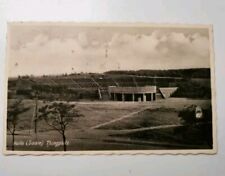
{"left": 8, "top": 67, "right": 210, "bottom": 79}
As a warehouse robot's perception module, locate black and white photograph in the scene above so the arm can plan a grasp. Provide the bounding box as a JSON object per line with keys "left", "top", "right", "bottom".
{"left": 4, "top": 23, "right": 216, "bottom": 154}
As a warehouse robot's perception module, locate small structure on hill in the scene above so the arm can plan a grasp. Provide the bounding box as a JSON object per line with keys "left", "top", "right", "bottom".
{"left": 108, "top": 86, "right": 157, "bottom": 102}
{"left": 159, "top": 87, "right": 178, "bottom": 99}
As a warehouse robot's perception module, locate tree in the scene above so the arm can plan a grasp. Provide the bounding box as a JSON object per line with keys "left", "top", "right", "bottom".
{"left": 38, "top": 102, "right": 82, "bottom": 151}
{"left": 7, "top": 100, "right": 30, "bottom": 151}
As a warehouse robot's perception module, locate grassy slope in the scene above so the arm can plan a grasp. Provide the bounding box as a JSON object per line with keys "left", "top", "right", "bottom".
{"left": 99, "top": 108, "right": 180, "bottom": 130}
{"left": 6, "top": 98, "right": 212, "bottom": 151}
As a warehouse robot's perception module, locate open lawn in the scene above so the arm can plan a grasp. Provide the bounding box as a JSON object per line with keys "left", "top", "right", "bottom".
{"left": 6, "top": 98, "right": 212, "bottom": 151}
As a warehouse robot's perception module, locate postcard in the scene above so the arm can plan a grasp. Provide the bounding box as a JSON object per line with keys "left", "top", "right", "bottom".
{"left": 4, "top": 22, "right": 216, "bottom": 155}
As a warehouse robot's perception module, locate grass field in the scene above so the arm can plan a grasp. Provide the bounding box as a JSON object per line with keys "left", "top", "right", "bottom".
{"left": 6, "top": 98, "right": 212, "bottom": 151}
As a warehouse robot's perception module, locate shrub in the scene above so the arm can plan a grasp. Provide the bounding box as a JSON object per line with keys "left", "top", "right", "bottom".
{"left": 179, "top": 105, "right": 212, "bottom": 125}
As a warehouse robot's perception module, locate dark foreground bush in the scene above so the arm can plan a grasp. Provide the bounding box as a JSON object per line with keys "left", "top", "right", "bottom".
{"left": 178, "top": 104, "right": 212, "bottom": 125}
{"left": 176, "top": 104, "right": 213, "bottom": 147}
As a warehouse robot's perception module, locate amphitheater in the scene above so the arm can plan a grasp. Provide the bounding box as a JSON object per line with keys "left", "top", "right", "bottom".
{"left": 8, "top": 74, "right": 180, "bottom": 101}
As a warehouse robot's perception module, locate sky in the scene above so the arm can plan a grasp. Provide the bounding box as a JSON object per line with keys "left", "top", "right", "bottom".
{"left": 7, "top": 23, "right": 211, "bottom": 77}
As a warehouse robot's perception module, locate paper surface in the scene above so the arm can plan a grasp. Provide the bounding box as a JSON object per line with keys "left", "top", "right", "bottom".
{"left": 4, "top": 22, "right": 217, "bottom": 155}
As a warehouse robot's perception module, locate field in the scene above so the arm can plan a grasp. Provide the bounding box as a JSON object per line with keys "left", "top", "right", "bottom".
{"left": 6, "top": 98, "right": 212, "bottom": 151}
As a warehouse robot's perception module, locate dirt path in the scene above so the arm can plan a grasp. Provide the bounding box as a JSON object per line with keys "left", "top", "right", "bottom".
{"left": 90, "top": 107, "right": 149, "bottom": 129}
{"left": 117, "top": 124, "right": 184, "bottom": 133}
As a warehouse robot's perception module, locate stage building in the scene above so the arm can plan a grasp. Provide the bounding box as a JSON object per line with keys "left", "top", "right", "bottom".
{"left": 108, "top": 86, "right": 156, "bottom": 102}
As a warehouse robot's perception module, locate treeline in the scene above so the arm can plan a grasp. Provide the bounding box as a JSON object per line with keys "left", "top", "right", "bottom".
{"left": 104, "top": 68, "right": 210, "bottom": 78}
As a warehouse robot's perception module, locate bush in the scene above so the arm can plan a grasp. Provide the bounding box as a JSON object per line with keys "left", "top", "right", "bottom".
{"left": 177, "top": 105, "right": 213, "bottom": 147}
{"left": 178, "top": 105, "right": 212, "bottom": 125}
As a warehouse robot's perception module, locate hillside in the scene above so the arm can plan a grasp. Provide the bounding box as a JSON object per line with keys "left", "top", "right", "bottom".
{"left": 8, "top": 68, "right": 211, "bottom": 101}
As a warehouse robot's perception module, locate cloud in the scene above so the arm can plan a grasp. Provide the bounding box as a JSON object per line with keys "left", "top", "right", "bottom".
{"left": 9, "top": 33, "right": 108, "bottom": 76}
{"left": 106, "top": 31, "right": 209, "bottom": 70}
{"left": 9, "top": 30, "right": 210, "bottom": 77}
